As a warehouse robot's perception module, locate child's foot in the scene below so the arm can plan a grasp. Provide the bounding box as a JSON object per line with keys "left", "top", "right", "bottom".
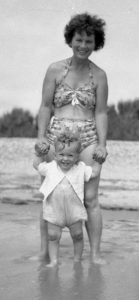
{"left": 90, "top": 254, "right": 106, "bottom": 265}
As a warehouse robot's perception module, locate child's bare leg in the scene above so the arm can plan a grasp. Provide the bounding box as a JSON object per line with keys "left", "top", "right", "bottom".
{"left": 69, "top": 221, "right": 84, "bottom": 262}
{"left": 47, "top": 222, "right": 62, "bottom": 267}
{"left": 40, "top": 213, "right": 49, "bottom": 260}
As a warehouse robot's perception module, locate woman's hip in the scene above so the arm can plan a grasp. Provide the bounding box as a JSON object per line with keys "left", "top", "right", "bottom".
{"left": 46, "top": 116, "right": 98, "bottom": 151}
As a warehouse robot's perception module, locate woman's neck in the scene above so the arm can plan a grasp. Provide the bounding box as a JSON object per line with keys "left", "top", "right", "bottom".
{"left": 70, "top": 56, "right": 90, "bottom": 70}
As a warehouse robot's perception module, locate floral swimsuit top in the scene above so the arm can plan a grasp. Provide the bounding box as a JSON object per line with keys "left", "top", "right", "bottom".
{"left": 53, "top": 58, "right": 96, "bottom": 110}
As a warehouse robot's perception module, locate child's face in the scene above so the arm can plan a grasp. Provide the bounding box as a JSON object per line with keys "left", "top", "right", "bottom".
{"left": 55, "top": 142, "right": 79, "bottom": 171}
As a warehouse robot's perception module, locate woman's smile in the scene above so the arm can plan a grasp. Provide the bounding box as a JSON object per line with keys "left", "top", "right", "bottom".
{"left": 71, "top": 31, "right": 95, "bottom": 59}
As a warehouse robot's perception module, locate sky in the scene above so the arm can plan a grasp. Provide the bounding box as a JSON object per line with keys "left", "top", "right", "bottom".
{"left": 0, "top": 0, "right": 139, "bottom": 116}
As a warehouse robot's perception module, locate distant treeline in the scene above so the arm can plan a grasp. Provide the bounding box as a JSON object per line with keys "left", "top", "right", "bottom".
{"left": 0, "top": 99, "right": 139, "bottom": 140}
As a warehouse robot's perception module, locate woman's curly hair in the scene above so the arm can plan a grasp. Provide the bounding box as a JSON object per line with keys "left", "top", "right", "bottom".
{"left": 64, "top": 12, "right": 106, "bottom": 51}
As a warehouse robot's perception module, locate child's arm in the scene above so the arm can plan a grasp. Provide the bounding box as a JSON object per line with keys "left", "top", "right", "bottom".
{"left": 33, "top": 154, "right": 44, "bottom": 170}
{"left": 90, "top": 160, "right": 102, "bottom": 178}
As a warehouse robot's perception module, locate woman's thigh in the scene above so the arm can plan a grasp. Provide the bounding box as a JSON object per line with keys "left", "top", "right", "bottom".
{"left": 79, "top": 143, "right": 97, "bottom": 166}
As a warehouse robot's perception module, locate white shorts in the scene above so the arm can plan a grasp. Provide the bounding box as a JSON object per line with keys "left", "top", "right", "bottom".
{"left": 43, "top": 178, "right": 87, "bottom": 227}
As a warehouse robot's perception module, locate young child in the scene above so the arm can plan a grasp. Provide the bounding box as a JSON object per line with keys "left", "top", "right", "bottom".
{"left": 33, "top": 131, "right": 100, "bottom": 267}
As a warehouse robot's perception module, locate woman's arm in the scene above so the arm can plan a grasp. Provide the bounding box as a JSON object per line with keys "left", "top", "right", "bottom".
{"left": 37, "top": 64, "right": 56, "bottom": 139}
{"left": 94, "top": 69, "right": 108, "bottom": 163}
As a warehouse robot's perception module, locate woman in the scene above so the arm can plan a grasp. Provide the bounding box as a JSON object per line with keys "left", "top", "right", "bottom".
{"left": 36, "top": 12, "right": 108, "bottom": 264}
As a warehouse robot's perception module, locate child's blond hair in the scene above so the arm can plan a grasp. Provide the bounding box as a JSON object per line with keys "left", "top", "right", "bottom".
{"left": 54, "top": 128, "right": 81, "bottom": 153}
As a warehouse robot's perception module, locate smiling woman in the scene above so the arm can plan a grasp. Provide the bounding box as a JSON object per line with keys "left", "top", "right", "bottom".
{"left": 69, "top": 32, "right": 96, "bottom": 60}
{"left": 34, "top": 12, "right": 108, "bottom": 265}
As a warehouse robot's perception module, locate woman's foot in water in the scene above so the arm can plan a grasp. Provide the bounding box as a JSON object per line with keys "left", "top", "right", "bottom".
{"left": 46, "top": 260, "right": 58, "bottom": 268}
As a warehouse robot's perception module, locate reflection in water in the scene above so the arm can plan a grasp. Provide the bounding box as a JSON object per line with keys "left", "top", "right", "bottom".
{"left": 38, "top": 260, "right": 105, "bottom": 300}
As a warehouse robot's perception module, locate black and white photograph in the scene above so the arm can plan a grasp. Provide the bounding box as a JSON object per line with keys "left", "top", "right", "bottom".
{"left": 0, "top": 1, "right": 139, "bottom": 299}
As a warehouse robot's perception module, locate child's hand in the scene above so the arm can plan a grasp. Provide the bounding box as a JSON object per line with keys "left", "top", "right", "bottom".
{"left": 92, "top": 145, "right": 108, "bottom": 164}
{"left": 35, "top": 140, "right": 50, "bottom": 156}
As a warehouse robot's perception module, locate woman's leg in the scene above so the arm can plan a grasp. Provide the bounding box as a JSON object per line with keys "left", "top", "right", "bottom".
{"left": 47, "top": 222, "right": 62, "bottom": 267}
{"left": 84, "top": 177, "right": 104, "bottom": 264}
{"left": 69, "top": 221, "right": 84, "bottom": 262}
{"left": 39, "top": 146, "right": 55, "bottom": 260}
{"left": 80, "top": 144, "right": 105, "bottom": 264}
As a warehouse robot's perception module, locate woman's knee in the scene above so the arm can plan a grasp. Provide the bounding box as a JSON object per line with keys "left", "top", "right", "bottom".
{"left": 85, "top": 196, "right": 99, "bottom": 211}
{"left": 84, "top": 180, "right": 100, "bottom": 210}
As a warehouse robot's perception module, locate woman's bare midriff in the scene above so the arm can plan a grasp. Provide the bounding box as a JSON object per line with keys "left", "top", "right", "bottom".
{"left": 54, "top": 104, "right": 95, "bottom": 121}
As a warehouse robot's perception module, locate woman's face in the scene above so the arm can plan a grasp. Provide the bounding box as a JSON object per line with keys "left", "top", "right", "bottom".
{"left": 70, "top": 31, "right": 95, "bottom": 59}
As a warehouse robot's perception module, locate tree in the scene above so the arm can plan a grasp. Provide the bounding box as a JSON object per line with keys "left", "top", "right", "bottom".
{"left": 0, "top": 108, "right": 37, "bottom": 137}
{"left": 107, "top": 105, "right": 121, "bottom": 140}
{"left": 117, "top": 99, "right": 139, "bottom": 140}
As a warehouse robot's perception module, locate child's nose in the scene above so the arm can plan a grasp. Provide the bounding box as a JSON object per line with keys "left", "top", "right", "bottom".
{"left": 64, "top": 156, "right": 69, "bottom": 160}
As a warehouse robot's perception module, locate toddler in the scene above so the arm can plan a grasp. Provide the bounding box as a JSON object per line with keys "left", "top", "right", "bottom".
{"left": 33, "top": 132, "right": 100, "bottom": 267}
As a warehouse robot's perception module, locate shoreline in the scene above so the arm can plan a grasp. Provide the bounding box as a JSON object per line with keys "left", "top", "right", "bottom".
{"left": 1, "top": 191, "right": 139, "bottom": 211}
{"left": 1, "top": 176, "right": 139, "bottom": 210}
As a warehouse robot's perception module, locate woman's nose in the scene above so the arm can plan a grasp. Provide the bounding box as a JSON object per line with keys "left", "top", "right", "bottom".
{"left": 80, "top": 41, "right": 86, "bottom": 47}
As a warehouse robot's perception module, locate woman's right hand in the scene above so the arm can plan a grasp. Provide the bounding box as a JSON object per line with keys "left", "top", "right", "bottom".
{"left": 35, "top": 138, "right": 50, "bottom": 156}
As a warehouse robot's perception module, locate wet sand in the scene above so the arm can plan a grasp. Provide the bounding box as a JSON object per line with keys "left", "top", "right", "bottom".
{"left": 0, "top": 202, "right": 139, "bottom": 300}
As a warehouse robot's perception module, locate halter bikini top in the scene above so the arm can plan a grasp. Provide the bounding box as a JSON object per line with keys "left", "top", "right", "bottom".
{"left": 53, "top": 58, "right": 96, "bottom": 110}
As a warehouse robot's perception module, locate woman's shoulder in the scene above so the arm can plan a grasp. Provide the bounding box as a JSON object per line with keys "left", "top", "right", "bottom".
{"left": 90, "top": 60, "right": 107, "bottom": 77}
{"left": 45, "top": 58, "right": 69, "bottom": 80}
{"left": 47, "top": 58, "right": 69, "bottom": 73}
{"left": 89, "top": 60, "right": 108, "bottom": 85}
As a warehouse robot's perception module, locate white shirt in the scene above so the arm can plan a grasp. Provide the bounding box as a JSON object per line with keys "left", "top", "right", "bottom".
{"left": 38, "top": 160, "right": 93, "bottom": 203}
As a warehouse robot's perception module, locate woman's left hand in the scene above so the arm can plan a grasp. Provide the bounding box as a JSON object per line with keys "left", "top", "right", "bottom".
{"left": 92, "top": 145, "right": 108, "bottom": 164}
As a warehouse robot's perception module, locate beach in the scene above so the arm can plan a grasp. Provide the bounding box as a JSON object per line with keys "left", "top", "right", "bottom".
{"left": 0, "top": 138, "right": 139, "bottom": 299}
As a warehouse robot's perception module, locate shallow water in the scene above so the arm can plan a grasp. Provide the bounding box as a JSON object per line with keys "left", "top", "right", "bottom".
{"left": 0, "top": 203, "right": 139, "bottom": 300}
{"left": 0, "top": 138, "right": 139, "bottom": 209}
